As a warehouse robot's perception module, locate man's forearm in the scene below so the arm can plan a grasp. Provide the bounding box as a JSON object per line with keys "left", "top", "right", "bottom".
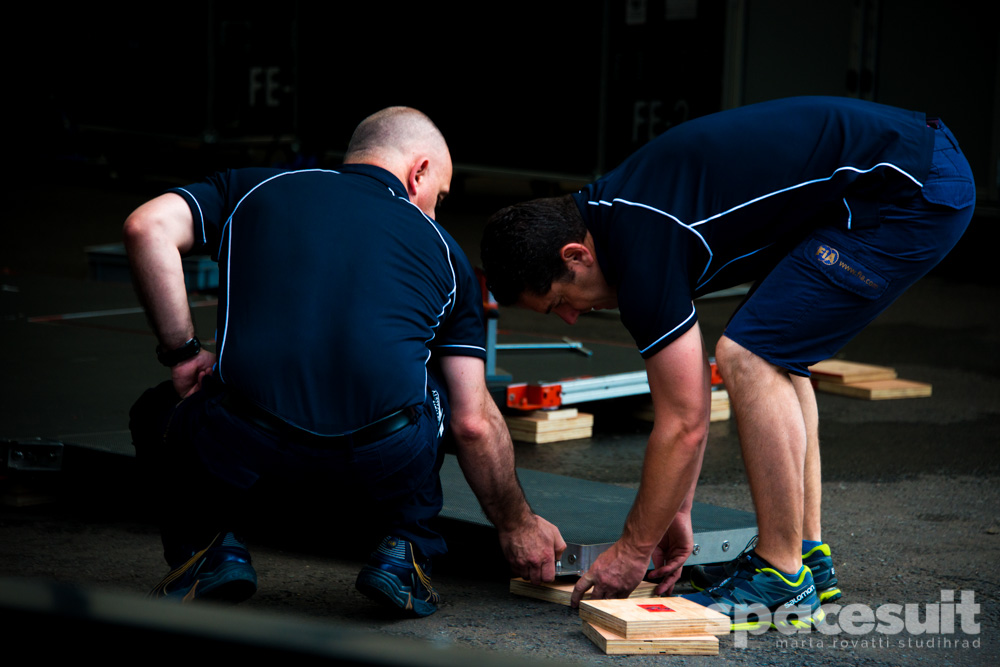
{"left": 454, "top": 402, "right": 568, "bottom": 583}
{"left": 621, "top": 323, "right": 712, "bottom": 555}
{"left": 123, "top": 203, "right": 196, "bottom": 349}
{"left": 452, "top": 407, "right": 534, "bottom": 532}
{"left": 620, "top": 426, "right": 706, "bottom": 555}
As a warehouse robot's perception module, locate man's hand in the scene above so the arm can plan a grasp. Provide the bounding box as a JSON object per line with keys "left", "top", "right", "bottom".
{"left": 649, "top": 509, "right": 694, "bottom": 595}
{"left": 570, "top": 538, "right": 650, "bottom": 608}
{"left": 171, "top": 350, "right": 217, "bottom": 398}
{"left": 499, "top": 514, "right": 566, "bottom": 585}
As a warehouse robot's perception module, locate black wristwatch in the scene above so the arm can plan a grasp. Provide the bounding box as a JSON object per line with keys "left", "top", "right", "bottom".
{"left": 156, "top": 337, "right": 202, "bottom": 367}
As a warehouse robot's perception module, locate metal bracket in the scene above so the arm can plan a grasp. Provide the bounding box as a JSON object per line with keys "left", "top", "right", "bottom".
{"left": 2, "top": 438, "right": 64, "bottom": 472}
{"left": 496, "top": 337, "right": 593, "bottom": 357}
{"left": 505, "top": 370, "right": 652, "bottom": 411}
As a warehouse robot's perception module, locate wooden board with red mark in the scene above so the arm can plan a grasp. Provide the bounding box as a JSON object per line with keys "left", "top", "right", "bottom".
{"left": 579, "top": 597, "right": 729, "bottom": 639}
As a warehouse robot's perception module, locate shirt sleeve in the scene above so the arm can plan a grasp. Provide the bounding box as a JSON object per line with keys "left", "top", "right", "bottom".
{"left": 167, "top": 168, "right": 283, "bottom": 260}
{"left": 606, "top": 206, "right": 700, "bottom": 359}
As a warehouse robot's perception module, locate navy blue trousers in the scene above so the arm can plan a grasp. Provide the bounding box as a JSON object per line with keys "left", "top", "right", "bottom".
{"left": 130, "top": 372, "right": 450, "bottom": 567}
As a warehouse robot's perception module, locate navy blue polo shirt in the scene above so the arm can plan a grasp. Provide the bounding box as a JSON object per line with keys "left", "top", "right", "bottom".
{"left": 572, "top": 96, "right": 935, "bottom": 359}
{"left": 170, "top": 165, "right": 486, "bottom": 436}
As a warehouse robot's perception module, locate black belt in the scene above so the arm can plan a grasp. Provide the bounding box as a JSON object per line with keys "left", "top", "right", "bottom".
{"left": 220, "top": 393, "right": 417, "bottom": 447}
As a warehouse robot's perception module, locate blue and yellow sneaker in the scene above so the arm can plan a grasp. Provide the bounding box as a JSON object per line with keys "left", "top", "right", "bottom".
{"left": 149, "top": 532, "right": 257, "bottom": 603}
{"left": 355, "top": 536, "right": 440, "bottom": 617}
{"left": 683, "top": 549, "right": 825, "bottom": 632}
{"left": 801, "top": 542, "right": 842, "bottom": 602}
{"left": 691, "top": 539, "right": 842, "bottom": 603}
{"left": 689, "top": 537, "right": 757, "bottom": 593}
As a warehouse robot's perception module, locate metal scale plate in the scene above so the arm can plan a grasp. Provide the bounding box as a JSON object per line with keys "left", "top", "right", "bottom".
{"left": 439, "top": 454, "right": 756, "bottom": 574}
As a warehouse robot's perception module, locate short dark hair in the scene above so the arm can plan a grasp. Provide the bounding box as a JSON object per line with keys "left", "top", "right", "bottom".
{"left": 480, "top": 195, "right": 587, "bottom": 306}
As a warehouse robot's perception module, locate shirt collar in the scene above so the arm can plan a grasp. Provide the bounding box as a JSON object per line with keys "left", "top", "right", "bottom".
{"left": 336, "top": 163, "right": 407, "bottom": 198}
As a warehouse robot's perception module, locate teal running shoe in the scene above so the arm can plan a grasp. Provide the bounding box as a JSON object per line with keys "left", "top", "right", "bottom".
{"left": 801, "top": 542, "right": 841, "bottom": 602}
{"left": 149, "top": 532, "right": 257, "bottom": 603}
{"left": 683, "top": 549, "right": 825, "bottom": 632}
{"left": 689, "top": 537, "right": 758, "bottom": 592}
{"left": 355, "top": 536, "right": 440, "bottom": 617}
{"left": 691, "top": 538, "right": 842, "bottom": 603}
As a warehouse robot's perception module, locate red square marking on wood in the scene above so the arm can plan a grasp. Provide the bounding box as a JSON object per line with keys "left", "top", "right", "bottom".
{"left": 637, "top": 604, "right": 675, "bottom": 612}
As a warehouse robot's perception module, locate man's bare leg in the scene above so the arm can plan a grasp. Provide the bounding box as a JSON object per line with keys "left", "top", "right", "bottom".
{"left": 716, "top": 335, "right": 806, "bottom": 574}
{"left": 794, "top": 375, "right": 823, "bottom": 543}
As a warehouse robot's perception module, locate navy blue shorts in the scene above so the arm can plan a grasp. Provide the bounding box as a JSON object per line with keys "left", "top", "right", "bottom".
{"left": 724, "top": 122, "right": 976, "bottom": 376}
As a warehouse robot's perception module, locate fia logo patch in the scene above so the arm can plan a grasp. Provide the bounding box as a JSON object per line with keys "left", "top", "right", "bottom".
{"left": 809, "top": 239, "right": 887, "bottom": 296}
{"left": 815, "top": 244, "right": 839, "bottom": 266}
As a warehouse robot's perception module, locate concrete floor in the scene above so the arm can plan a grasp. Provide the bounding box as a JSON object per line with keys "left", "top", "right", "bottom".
{"left": 1, "top": 168, "right": 998, "bottom": 665}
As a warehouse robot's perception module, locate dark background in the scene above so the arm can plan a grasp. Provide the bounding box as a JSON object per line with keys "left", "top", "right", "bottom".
{"left": 17, "top": 1, "right": 727, "bottom": 179}
{"left": 15, "top": 1, "right": 997, "bottom": 191}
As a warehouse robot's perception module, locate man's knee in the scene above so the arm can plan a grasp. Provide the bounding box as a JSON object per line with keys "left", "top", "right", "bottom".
{"left": 715, "top": 336, "right": 754, "bottom": 380}
{"left": 715, "top": 336, "right": 787, "bottom": 387}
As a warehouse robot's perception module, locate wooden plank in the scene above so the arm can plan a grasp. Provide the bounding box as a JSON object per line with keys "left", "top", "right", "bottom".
{"left": 509, "top": 578, "right": 657, "bottom": 606}
{"left": 808, "top": 359, "right": 897, "bottom": 384}
{"left": 507, "top": 426, "right": 593, "bottom": 443}
{"left": 526, "top": 408, "right": 578, "bottom": 420}
{"left": 579, "top": 597, "right": 730, "bottom": 639}
{"left": 582, "top": 621, "right": 719, "bottom": 655}
{"left": 710, "top": 406, "right": 731, "bottom": 422}
{"left": 506, "top": 411, "right": 594, "bottom": 442}
{"left": 505, "top": 412, "right": 594, "bottom": 434}
{"left": 712, "top": 388, "right": 731, "bottom": 422}
{"left": 711, "top": 388, "right": 730, "bottom": 403}
{"left": 635, "top": 389, "right": 730, "bottom": 423}
{"left": 814, "top": 378, "right": 932, "bottom": 400}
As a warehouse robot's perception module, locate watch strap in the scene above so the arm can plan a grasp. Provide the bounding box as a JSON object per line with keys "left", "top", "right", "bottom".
{"left": 156, "top": 337, "right": 202, "bottom": 367}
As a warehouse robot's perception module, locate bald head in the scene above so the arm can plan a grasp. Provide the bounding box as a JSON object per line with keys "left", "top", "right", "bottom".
{"left": 344, "top": 107, "right": 452, "bottom": 218}
{"left": 346, "top": 107, "right": 447, "bottom": 162}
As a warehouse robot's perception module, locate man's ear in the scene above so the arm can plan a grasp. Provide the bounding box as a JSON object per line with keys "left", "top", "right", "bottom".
{"left": 560, "top": 242, "right": 595, "bottom": 268}
{"left": 407, "top": 158, "right": 430, "bottom": 198}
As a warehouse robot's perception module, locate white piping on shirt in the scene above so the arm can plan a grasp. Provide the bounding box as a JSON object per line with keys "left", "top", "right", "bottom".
{"left": 174, "top": 187, "right": 207, "bottom": 246}
{"left": 638, "top": 304, "right": 697, "bottom": 356}
{"left": 216, "top": 170, "right": 337, "bottom": 381}
{"left": 585, "top": 161, "right": 924, "bottom": 353}
{"left": 208, "top": 169, "right": 485, "bottom": 399}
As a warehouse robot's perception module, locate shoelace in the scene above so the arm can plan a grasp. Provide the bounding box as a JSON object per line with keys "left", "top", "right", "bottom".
{"left": 709, "top": 535, "right": 760, "bottom": 592}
